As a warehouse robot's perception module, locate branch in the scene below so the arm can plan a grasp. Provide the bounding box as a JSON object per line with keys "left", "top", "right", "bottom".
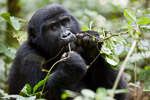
{"left": 110, "top": 39, "right": 137, "bottom": 98}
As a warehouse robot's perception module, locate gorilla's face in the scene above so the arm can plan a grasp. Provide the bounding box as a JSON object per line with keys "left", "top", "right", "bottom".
{"left": 27, "top": 4, "right": 81, "bottom": 57}
{"left": 43, "top": 15, "right": 76, "bottom": 47}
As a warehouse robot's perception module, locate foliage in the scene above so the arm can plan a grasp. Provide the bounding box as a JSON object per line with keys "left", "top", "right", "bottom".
{"left": 0, "top": 0, "right": 150, "bottom": 100}
{"left": 61, "top": 88, "right": 128, "bottom": 100}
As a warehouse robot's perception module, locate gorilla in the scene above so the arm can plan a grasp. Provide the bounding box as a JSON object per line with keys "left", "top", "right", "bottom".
{"left": 8, "top": 4, "right": 128, "bottom": 100}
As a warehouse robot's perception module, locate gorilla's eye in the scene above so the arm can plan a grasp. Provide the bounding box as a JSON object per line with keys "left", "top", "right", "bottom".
{"left": 50, "top": 24, "right": 57, "bottom": 31}
{"left": 61, "top": 17, "right": 70, "bottom": 26}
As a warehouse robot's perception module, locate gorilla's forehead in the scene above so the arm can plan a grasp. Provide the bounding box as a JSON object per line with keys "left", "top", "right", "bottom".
{"left": 33, "top": 4, "right": 70, "bottom": 21}
{"left": 29, "top": 4, "right": 72, "bottom": 26}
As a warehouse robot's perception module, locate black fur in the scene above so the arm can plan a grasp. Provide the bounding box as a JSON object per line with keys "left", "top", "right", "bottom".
{"left": 8, "top": 4, "right": 127, "bottom": 100}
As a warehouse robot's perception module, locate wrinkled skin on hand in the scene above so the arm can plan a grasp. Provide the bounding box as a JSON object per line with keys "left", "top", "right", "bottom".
{"left": 76, "top": 31, "right": 102, "bottom": 58}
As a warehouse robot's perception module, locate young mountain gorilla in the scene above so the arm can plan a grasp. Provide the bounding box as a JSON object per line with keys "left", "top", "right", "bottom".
{"left": 8, "top": 4, "right": 128, "bottom": 100}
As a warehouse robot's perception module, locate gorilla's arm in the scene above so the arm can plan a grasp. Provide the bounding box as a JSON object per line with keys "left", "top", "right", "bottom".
{"left": 76, "top": 31, "right": 101, "bottom": 59}
{"left": 76, "top": 31, "right": 128, "bottom": 99}
{"left": 45, "top": 51, "right": 87, "bottom": 100}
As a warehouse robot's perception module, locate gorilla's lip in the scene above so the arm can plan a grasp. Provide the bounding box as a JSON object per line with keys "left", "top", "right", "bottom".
{"left": 60, "top": 34, "right": 76, "bottom": 44}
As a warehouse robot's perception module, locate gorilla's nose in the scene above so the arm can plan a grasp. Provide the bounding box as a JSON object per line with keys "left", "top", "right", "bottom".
{"left": 62, "top": 31, "right": 71, "bottom": 38}
{"left": 61, "top": 30, "right": 76, "bottom": 42}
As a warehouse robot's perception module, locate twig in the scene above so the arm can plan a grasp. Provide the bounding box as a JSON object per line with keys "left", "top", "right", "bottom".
{"left": 41, "top": 57, "right": 69, "bottom": 97}
{"left": 110, "top": 40, "right": 137, "bottom": 98}
{"left": 84, "top": 31, "right": 128, "bottom": 42}
{"left": 89, "top": 53, "right": 100, "bottom": 67}
{"left": 44, "top": 47, "right": 64, "bottom": 64}
{"left": 68, "top": 43, "right": 71, "bottom": 52}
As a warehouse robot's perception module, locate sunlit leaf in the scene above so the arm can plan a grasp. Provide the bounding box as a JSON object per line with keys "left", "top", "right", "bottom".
{"left": 10, "top": 17, "right": 20, "bottom": 30}
{"left": 81, "top": 89, "right": 95, "bottom": 99}
{"left": 89, "top": 21, "right": 94, "bottom": 30}
{"left": 0, "top": 13, "right": 11, "bottom": 25}
{"left": 19, "top": 84, "right": 32, "bottom": 97}
{"left": 91, "top": 36, "right": 95, "bottom": 40}
{"left": 111, "top": 36, "right": 126, "bottom": 45}
{"left": 124, "top": 9, "right": 136, "bottom": 22}
{"left": 107, "top": 89, "right": 128, "bottom": 94}
{"left": 0, "top": 42, "right": 16, "bottom": 59}
{"left": 61, "top": 93, "right": 69, "bottom": 99}
{"left": 81, "top": 25, "right": 90, "bottom": 31}
{"left": 105, "top": 56, "right": 118, "bottom": 66}
{"left": 100, "top": 43, "right": 112, "bottom": 55}
{"left": 33, "top": 80, "right": 45, "bottom": 94}
{"left": 93, "top": 27, "right": 103, "bottom": 34}
{"left": 1, "top": 13, "right": 22, "bottom": 30}
{"left": 138, "top": 70, "right": 150, "bottom": 81}
{"left": 137, "top": 17, "right": 150, "bottom": 25}
{"left": 140, "top": 25, "right": 150, "bottom": 30}
{"left": 33, "top": 74, "right": 52, "bottom": 93}
{"left": 0, "top": 42, "right": 8, "bottom": 53}
{"left": 32, "top": 92, "right": 42, "bottom": 99}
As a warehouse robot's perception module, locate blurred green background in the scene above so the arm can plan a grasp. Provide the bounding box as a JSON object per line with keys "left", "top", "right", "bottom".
{"left": 0, "top": 0, "right": 150, "bottom": 97}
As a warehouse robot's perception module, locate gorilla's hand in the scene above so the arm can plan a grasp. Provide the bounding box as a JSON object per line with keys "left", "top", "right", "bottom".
{"left": 60, "top": 51, "right": 87, "bottom": 75}
{"left": 76, "top": 31, "right": 101, "bottom": 58}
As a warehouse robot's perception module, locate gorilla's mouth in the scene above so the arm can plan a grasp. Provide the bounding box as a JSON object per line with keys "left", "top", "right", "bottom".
{"left": 60, "top": 33, "right": 76, "bottom": 46}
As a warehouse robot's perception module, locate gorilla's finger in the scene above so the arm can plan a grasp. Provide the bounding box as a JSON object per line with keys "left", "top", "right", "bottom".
{"left": 68, "top": 51, "right": 76, "bottom": 57}
{"left": 83, "top": 36, "right": 89, "bottom": 48}
{"left": 76, "top": 33, "right": 83, "bottom": 38}
{"left": 89, "top": 40, "right": 97, "bottom": 48}
{"left": 61, "top": 52, "right": 67, "bottom": 58}
{"left": 76, "top": 33, "right": 84, "bottom": 46}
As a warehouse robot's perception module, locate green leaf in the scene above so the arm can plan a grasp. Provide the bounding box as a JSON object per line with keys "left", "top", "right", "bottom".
{"left": 32, "top": 92, "right": 42, "bottom": 98}
{"left": 140, "top": 25, "right": 150, "bottom": 30}
{"left": 0, "top": 42, "right": 8, "bottom": 53}
{"left": 145, "top": 66, "right": 150, "bottom": 70}
{"left": 138, "top": 70, "right": 150, "bottom": 81}
{"left": 111, "top": 36, "right": 127, "bottom": 45}
{"left": 91, "top": 36, "right": 95, "bottom": 41}
{"left": 81, "top": 25, "right": 90, "bottom": 31}
{"left": 33, "top": 74, "right": 52, "bottom": 93}
{"left": 93, "top": 27, "right": 103, "bottom": 34}
{"left": 10, "top": 16, "right": 21, "bottom": 30}
{"left": 33, "top": 80, "right": 45, "bottom": 94}
{"left": 95, "top": 88, "right": 107, "bottom": 99}
{"left": 107, "top": 89, "right": 128, "bottom": 94}
{"left": 1, "top": 13, "right": 11, "bottom": 24}
{"left": 45, "top": 74, "right": 52, "bottom": 80}
{"left": 124, "top": 9, "right": 136, "bottom": 22}
{"left": 1, "top": 13, "right": 21, "bottom": 30}
{"left": 17, "top": 18, "right": 27, "bottom": 23}
{"left": 3, "top": 95, "right": 25, "bottom": 99}
{"left": 100, "top": 42, "right": 112, "bottom": 55}
{"left": 101, "top": 53, "right": 119, "bottom": 66}
{"left": 89, "top": 21, "right": 94, "bottom": 30}
{"left": 81, "top": 89, "right": 95, "bottom": 99}
{"left": 61, "top": 93, "right": 69, "bottom": 99}
{"left": 137, "top": 17, "right": 150, "bottom": 25}
{"left": 0, "top": 42, "right": 16, "bottom": 59}
{"left": 126, "top": 21, "right": 133, "bottom": 35}
{"left": 106, "top": 40, "right": 116, "bottom": 49}
{"left": 105, "top": 56, "right": 118, "bottom": 66}
{"left": 19, "top": 84, "right": 32, "bottom": 96}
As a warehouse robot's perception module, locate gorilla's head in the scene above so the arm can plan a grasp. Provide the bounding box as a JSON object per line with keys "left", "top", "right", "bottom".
{"left": 27, "top": 4, "right": 81, "bottom": 57}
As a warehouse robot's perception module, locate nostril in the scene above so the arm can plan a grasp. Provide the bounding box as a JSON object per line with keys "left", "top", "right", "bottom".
{"left": 62, "top": 32, "right": 71, "bottom": 38}
{"left": 68, "top": 32, "right": 71, "bottom": 36}
{"left": 62, "top": 35, "right": 67, "bottom": 38}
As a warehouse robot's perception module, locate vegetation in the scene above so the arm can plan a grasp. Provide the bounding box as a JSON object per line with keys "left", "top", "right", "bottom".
{"left": 0, "top": 0, "right": 150, "bottom": 100}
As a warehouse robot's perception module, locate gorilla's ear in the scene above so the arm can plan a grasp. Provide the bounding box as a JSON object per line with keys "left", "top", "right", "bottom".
{"left": 28, "top": 26, "right": 37, "bottom": 41}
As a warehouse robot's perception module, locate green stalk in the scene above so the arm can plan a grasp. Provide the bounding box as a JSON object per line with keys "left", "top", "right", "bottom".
{"left": 111, "top": 40, "right": 137, "bottom": 98}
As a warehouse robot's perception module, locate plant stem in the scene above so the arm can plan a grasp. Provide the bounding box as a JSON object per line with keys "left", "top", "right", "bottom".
{"left": 110, "top": 40, "right": 137, "bottom": 98}
{"left": 68, "top": 43, "right": 71, "bottom": 52}
{"left": 41, "top": 57, "right": 69, "bottom": 97}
